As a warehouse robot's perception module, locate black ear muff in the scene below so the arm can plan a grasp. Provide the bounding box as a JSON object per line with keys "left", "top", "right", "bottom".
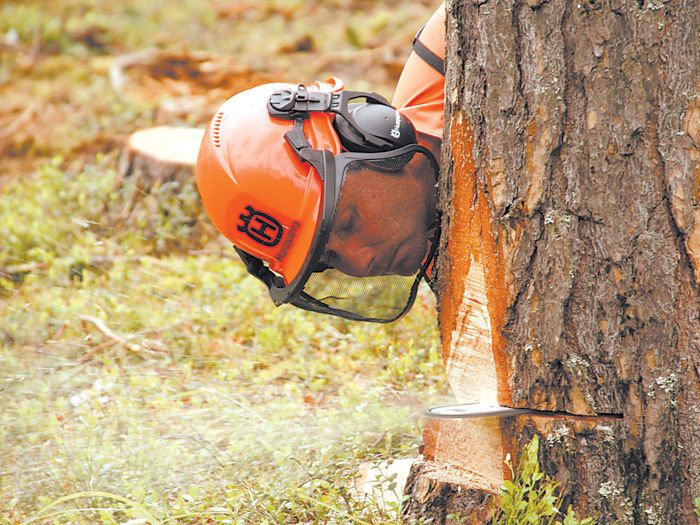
{"left": 333, "top": 103, "right": 417, "bottom": 153}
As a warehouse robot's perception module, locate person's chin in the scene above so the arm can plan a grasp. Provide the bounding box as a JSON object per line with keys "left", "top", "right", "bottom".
{"left": 388, "top": 244, "right": 424, "bottom": 276}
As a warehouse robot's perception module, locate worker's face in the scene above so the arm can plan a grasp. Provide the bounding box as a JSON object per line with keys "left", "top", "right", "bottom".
{"left": 319, "top": 160, "right": 437, "bottom": 277}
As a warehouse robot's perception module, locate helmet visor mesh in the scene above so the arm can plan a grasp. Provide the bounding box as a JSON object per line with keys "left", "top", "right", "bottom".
{"left": 300, "top": 270, "right": 418, "bottom": 321}
{"left": 290, "top": 150, "right": 437, "bottom": 323}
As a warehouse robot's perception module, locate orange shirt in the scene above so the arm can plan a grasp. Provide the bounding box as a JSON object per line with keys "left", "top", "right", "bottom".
{"left": 392, "top": 3, "right": 446, "bottom": 140}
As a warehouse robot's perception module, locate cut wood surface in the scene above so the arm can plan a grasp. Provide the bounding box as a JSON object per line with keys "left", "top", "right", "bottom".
{"left": 404, "top": 1, "right": 700, "bottom": 523}
{"left": 117, "top": 126, "right": 204, "bottom": 207}
{"left": 115, "top": 126, "right": 214, "bottom": 249}
{"left": 123, "top": 126, "right": 205, "bottom": 168}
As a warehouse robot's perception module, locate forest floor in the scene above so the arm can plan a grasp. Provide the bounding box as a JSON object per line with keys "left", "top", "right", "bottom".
{"left": 0, "top": 1, "right": 448, "bottom": 523}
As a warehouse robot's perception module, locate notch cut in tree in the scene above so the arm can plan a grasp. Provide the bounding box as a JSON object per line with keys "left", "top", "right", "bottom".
{"left": 404, "top": 1, "right": 700, "bottom": 524}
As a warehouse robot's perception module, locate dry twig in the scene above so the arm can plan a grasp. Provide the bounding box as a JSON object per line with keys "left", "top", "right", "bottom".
{"left": 0, "top": 103, "right": 39, "bottom": 140}
{"left": 77, "top": 314, "right": 140, "bottom": 353}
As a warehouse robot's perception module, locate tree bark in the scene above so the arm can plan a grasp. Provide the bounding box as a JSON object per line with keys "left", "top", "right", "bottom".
{"left": 404, "top": 1, "right": 700, "bottom": 523}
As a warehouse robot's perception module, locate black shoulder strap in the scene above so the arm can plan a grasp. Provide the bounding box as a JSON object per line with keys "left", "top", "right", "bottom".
{"left": 412, "top": 25, "right": 444, "bottom": 76}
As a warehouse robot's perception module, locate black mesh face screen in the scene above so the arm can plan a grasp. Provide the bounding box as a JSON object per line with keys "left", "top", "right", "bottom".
{"left": 292, "top": 150, "right": 438, "bottom": 323}
{"left": 352, "top": 150, "right": 416, "bottom": 173}
{"left": 302, "top": 270, "right": 417, "bottom": 321}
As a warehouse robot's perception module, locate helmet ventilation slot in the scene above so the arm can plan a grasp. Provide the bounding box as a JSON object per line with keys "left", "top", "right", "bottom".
{"left": 212, "top": 111, "right": 224, "bottom": 148}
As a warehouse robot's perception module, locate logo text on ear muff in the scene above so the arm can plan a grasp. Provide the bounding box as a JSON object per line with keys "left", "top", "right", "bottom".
{"left": 390, "top": 112, "right": 401, "bottom": 139}
{"left": 238, "top": 206, "right": 283, "bottom": 247}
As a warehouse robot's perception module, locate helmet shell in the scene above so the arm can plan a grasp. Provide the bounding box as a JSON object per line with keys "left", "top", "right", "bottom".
{"left": 196, "top": 78, "right": 343, "bottom": 285}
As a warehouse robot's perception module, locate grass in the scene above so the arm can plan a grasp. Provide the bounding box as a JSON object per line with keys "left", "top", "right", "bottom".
{"left": 0, "top": 153, "right": 446, "bottom": 523}
{"left": 1, "top": 2, "right": 446, "bottom": 521}
{"left": 0, "top": 0, "right": 438, "bottom": 178}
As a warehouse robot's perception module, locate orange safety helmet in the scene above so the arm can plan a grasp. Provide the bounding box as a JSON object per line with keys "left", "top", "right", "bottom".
{"left": 196, "top": 77, "right": 344, "bottom": 291}
{"left": 196, "top": 77, "right": 439, "bottom": 322}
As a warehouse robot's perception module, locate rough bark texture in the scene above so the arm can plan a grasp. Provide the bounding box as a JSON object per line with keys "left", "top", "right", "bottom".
{"left": 404, "top": 459, "right": 496, "bottom": 524}
{"left": 404, "top": 0, "right": 700, "bottom": 523}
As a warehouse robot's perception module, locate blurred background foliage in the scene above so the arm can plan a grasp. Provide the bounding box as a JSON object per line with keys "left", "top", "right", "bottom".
{"left": 0, "top": 0, "right": 446, "bottom": 523}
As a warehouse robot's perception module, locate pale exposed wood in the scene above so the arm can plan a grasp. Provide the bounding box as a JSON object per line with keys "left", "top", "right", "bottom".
{"left": 117, "top": 125, "right": 204, "bottom": 194}
{"left": 424, "top": 259, "right": 506, "bottom": 500}
{"left": 445, "top": 264, "right": 499, "bottom": 405}
{"left": 126, "top": 126, "right": 204, "bottom": 167}
{"left": 422, "top": 417, "right": 503, "bottom": 493}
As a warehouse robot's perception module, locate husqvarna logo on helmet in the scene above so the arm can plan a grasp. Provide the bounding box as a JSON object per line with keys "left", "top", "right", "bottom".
{"left": 238, "top": 205, "right": 283, "bottom": 247}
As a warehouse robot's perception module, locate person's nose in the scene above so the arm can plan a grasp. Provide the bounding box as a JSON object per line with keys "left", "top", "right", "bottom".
{"left": 327, "top": 240, "right": 376, "bottom": 277}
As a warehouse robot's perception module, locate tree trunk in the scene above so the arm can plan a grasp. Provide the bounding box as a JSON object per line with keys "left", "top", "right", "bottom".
{"left": 404, "top": 1, "right": 700, "bottom": 523}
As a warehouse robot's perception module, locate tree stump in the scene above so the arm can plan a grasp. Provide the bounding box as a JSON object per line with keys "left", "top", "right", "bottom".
{"left": 118, "top": 126, "right": 204, "bottom": 182}
{"left": 404, "top": 1, "right": 700, "bottom": 523}
{"left": 116, "top": 126, "right": 213, "bottom": 251}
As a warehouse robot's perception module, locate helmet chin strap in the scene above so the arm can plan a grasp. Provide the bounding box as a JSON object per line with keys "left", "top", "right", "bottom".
{"left": 423, "top": 217, "right": 441, "bottom": 279}
{"left": 288, "top": 219, "right": 441, "bottom": 323}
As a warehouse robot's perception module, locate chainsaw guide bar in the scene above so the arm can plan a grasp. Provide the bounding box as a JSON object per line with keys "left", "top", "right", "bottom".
{"left": 424, "top": 402, "right": 539, "bottom": 419}
{"left": 424, "top": 402, "right": 624, "bottom": 420}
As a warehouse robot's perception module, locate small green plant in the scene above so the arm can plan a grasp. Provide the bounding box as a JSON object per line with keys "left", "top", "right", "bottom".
{"left": 694, "top": 496, "right": 700, "bottom": 523}
{"left": 491, "top": 436, "right": 595, "bottom": 525}
{"left": 447, "top": 511, "right": 469, "bottom": 523}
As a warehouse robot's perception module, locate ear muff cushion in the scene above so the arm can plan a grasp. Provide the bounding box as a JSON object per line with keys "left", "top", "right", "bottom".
{"left": 333, "top": 103, "right": 417, "bottom": 152}
{"left": 333, "top": 103, "right": 369, "bottom": 151}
